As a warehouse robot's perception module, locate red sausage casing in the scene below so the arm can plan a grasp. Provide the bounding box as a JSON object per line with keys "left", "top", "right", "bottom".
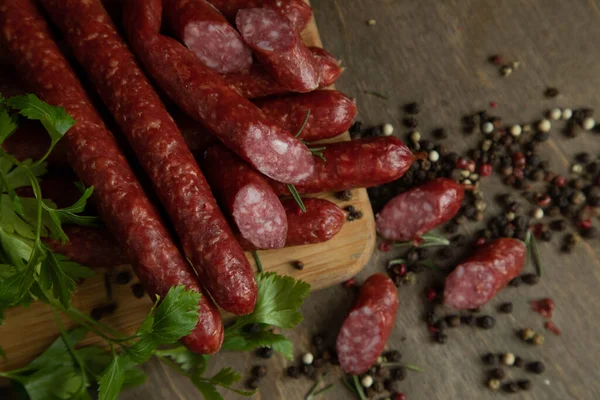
{"left": 123, "top": 0, "right": 315, "bottom": 185}
{"left": 255, "top": 90, "right": 357, "bottom": 142}
{"left": 376, "top": 178, "right": 464, "bottom": 241}
{"left": 236, "top": 8, "right": 320, "bottom": 93}
{"left": 203, "top": 144, "right": 287, "bottom": 250}
{"left": 271, "top": 137, "right": 415, "bottom": 194}
{"left": 0, "top": 0, "right": 224, "bottom": 353}
{"left": 164, "top": 0, "right": 252, "bottom": 74}
{"left": 336, "top": 274, "right": 399, "bottom": 375}
{"left": 41, "top": 0, "right": 256, "bottom": 317}
{"left": 224, "top": 47, "right": 342, "bottom": 99}
{"left": 207, "top": 0, "right": 312, "bottom": 33}
{"left": 444, "top": 238, "right": 526, "bottom": 310}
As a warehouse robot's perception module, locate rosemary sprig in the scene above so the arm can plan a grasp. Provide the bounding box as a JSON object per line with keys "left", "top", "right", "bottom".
{"left": 393, "top": 232, "right": 450, "bottom": 249}
{"left": 363, "top": 90, "right": 388, "bottom": 100}
{"left": 287, "top": 184, "right": 306, "bottom": 213}
{"left": 525, "top": 230, "right": 543, "bottom": 277}
{"left": 294, "top": 110, "right": 311, "bottom": 138}
{"left": 252, "top": 251, "right": 263, "bottom": 273}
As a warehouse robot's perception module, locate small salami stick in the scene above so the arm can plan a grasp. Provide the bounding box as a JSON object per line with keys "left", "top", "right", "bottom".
{"left": 444, "top": 238, "right": 527, "bottom": 309}
{"left": 240, "top": 198, "right": 346, "bottom": 250}
{"left": 336, "top": 274, "right": 399, "bottom": 375}
{"left": 236, "top": 8, "right": 320, "bottom": 93}
{"left": 376, "top": 178, "right": 464, "bottom": 241}
{"left": 203, "top": 144, "right": 288, "bottom": 250}
{"left": 164, "top": 0, "right": 252, "bottom": 74}
{"left": 224, "top": 47, "right": 342, "bottom": 99}
{"left": 270, "top": 137, "right": 415, "bottom": 195}
{"left": 255, "top": 90, "right": 357, "bottom": 142}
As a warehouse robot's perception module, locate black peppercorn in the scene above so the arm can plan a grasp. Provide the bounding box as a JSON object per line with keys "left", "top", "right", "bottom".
{"left": 445, "top": 223, "right": 459, "bottom": 234}
{"left": 372, "top": 380, "right": 385, "bottom": 393}
{"left": 404, "top": 102, "right": 420, "bottom": 114}
{"left": 482, "top": 353, "right": 497, "bottom": 365}
{"left": 517, "top": 379, "right": 532, "bottom": 390}
{"left": 489, "top": 368, "right": 506, "bottom": 380}
{"left": 246, "top": 378, "right": 259, "bottom": 390}
{"left": 502, "top": 382, "right": 520, "bottom": 393}
{"left": 514, "top": 357, "right": 525, "bottom": 368}
{"left": 526, "top": 361, "right": 545, "bottom": 374}
{"left": 337, "top": 190, "right": 353, "bottom": 201}
{"left": 256, "top": 347, "right": 274, "bottom": 359}
{"left": 434, "top": 319, "right": 448, "bottom": 330}
{"left": 287, "top": 366, "right": 299, "bottom": 378}
{"left": 403, "top": 117, "right": 418, "bottom": 129}
{"left": 521, "top": 273, "right": 539, "bottom": 285}
{"left": 384, "top": 379, "right": 396, "bottom": 392}
{"left": 477, "top": 316, "right": 496, "bottom": 329}
{"left": 293, "top": 261, "right": 305, "bottom": 270}
{"left": 541, "top": 230, "right": 552, "bottom": 242}
{"left": 544, "top": 87, "right": 559, "bottom": 98}
{"left": 508, "top": 276, "right": 522, "bottom": 287}
{"left": 461, "top": 315, "right": 476, "bottom": 326}
{"left": 300, "top": 364, "right": 316, "bottom": 378}
{"left": 312, "top": 333, "right": 325, "bottom": 350}
{"left": 390, "top": 367, "right": 406, "bottom": 381}
{"left": 312, "top": 358, "right": 324, "bottom": 369}
{"left": 446, "top": 315, "right": 461, "bottom": 328}
{"left": 384, "top": 350, "right": 402, "bottom": 362}
{"left": 251, "top": 365, "right": 267, "bottom": 379}
{"left": 498, "top": 302, "right": 513, "bottom": 313}
{"left": 131, "top": 283, "right": 145, "bottom": 299}
{"left": 435, "top": 331, "right": 448, "bottom": 344}
{"left": 582, "top": 227, "right": 598, "bottom": 239}
{"left": 349, "top": 121, "right": 363, "bottom": 134}
{"left": 407, "top": 249, "right": 420, "bottom": 263}
{"left": 115, "top": 271, "right": 132, "bottom": 285}
{"left": 550, "top": 219, "right": 567, "bottom": 231}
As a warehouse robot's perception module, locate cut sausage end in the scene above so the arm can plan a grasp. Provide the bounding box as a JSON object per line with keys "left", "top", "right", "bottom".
{"left": 183, "top": 21, "right": 252, "bottom": 74}
{"left": 444, "top": 263, "right": 498, "bottom": 309}
{"left": 236, "top": 8, "right": 296, "bottom": 52}
{"left": 233, "top": 184, "right": 287, "bottom": 249}
{"left": 336, "top": 307, "right": 387, "bottom": 375}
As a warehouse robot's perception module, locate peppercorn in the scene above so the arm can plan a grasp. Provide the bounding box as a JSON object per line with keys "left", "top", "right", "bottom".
{"left": 390, "top": 367, "right": 406, "bottom": 381}
{"left": 131, "top": 283, "right": 145, "bottom": 299}
{"left": 384, "top": 350, "right": 402, "bottom": 362}
{"left": 565, "top": 122, "right": 579, "bottom": 138}
{"left": 435, "top": 331, "right": 448, "bottom": 344}
{"left": 445, "top": 223, "right": 459, "bottom": 234}
{"left": 521, "top": 273, "right": 539, "bottom": 285}
{"left": 256, "top": 347, "right": 273, "bottom": 359}
{"left": 337, "top": 190, "right": 353, "bottom": 201}
{"left": 526, "top": 361, "right": 545, "bottom": 374}
{"left": 501, "top": 353, "right": 516, "bottom": 366}
{"left": 489, "top": 368, "right": 506, "bottom": 380}
{"left": 426, "top": 311, "right": 437, "bottom": 325}
{"left": 437, "top": 247, "right": 453, "bottom": 259}
{"left": 403, "top": 117, "right": 418, "bottom": 129}
{"left": 520, "top": 328, "right": 536, "bottom": 341}
{"left": 502, "top": 382, "right": 520, "bottom": 393}
{"left": 508, "top": 276, "right": 522, "bottom": 287}
{"left": 372, "top": 380, "right": 385, "bottom": 393}
{"left": 434, "top": 319, "right": 448, "bottom": 330}
{"left": 514, "top": 357, "right": 525, "bottom": 368}
{"left": 532, "top": 333, "right": 545, "bottom": 346}
{"left": 482, "top": 353, "right": 497, "bottom": 365}
{"left": 252, "top": 365, "right": 267, "bottom": 379}
{"left": 287, "top": 366, "right": 300, "bottom": 378}
{"left": 477, "top": 316, "right": 495, "bottom": 329}
{"left": 313, "top": 358, "right": 324, "bottom": 369}
{"left": 582, "top": 227, "right": 598, "bottom": 239}
{"left": 312, "top": 333, "right": 325, "bottom": 350}
{"left": 461, "top": 315, "right": 476, "bottom": 326}
{"left": 406, "top": 249, "right": 420, "bottom": 263}
{"left": 488, "top": 378, "right": 501, "bottom": 391}
{"left": 349, "top": 121, "right": 363, "bottom": 133}
{"left": 517, "top": 379, "right": 532, "bottom": 390}
{"left": 544, "top": 87, "right": 559, "bottom": 98}
{"left": 292, "top": 260, "right": 305, "bottom": 270}
{"left": 498, "top": 302, "right": 513, "bottom": 313}
{"left": 404, "top": 102, "right": 420, "bottom": 114}
{"left": 246, "top": 378, "right": 259, "bottom": 390}
{"left": 300, "top": 364, "right": 316, "bottom": 378}
{"left": 115, "top": 271, "right": 132, "bottom": 285}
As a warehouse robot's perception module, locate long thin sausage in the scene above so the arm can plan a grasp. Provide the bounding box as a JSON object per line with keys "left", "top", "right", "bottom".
{"left": 444, "top": 238, "right": 526, "bottom": 309}
{"left": 164, "top": 0, "right": 252, "bottom": 74}
{"left": 123, "top": 0, "right": 315, "bottom": 185}
{"left": 40, "top": 0, "right": 257, "bottom": 316}
{"left": 207, "top": 0, "right": 312, "bottom": 33}
{"left": 203, "top": 144, "right": 287, "bottom": 250}
{"left": 0, "top": 0, "right": 223, "bottom": 353}
{"left": 270, "top": 137, "right": 415, "bottom": 194}
{"left": 236, "top": 8, "right": 320, "bottom": 92}
{"left": 336, "top": 274, "right": 398, "bottom": 375}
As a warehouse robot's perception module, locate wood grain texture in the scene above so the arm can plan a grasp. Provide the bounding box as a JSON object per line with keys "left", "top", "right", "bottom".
{"left": 3, "top": 0, "right": 600, "bottom": 399}
{"left": 0, "top": 0, "right": 375, "bottom": 373}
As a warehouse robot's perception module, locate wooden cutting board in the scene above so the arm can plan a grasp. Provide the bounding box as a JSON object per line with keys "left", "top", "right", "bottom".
{"left": 0, "top": 3, "right": 375, "bottom": 371}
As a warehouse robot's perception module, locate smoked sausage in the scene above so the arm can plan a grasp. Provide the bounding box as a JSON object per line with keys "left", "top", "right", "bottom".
{"left": 206, "top": 0, "right": 312, "bottom": 33}
{"left": 336, "top": 274, "right": 398, "bottom": 375}
{"left": 240, "top": 198, "right": 346, "bottom": 250}
{"left": 164, "top": 0, "right": 252, "bottom": 74}
{"left": 376, "top": 178, "right": 464, "bottom": 241}
{"left": 0, "top": 0, "right": 224, "bottom": 353}
{"left": 203, "top": 144, "right": 287, "bottom": 250}
{"left": 123, "top": 0, "right": 315, "bottom": 185}
{"left": 40, "top": 0, "right": 257, "bottom": 316}
{"left": 236, "top": 8, "right": 320, "bottom": 93}
{"left": 254, "top": 90, "right": 357, "bottom": 142}
{"left": 270, "top": 137, "right": 415, "bottom": 194}
{"left": 223, "top": 47, "right": 342, "bottom": 99}
{"left": 444, "top": 238, "right": 526, "bottom": 310}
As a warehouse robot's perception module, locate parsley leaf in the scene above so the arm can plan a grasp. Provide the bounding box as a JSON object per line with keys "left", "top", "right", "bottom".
{"left": 98, "top": 354, "right": 128, "bottom": 400}
{"left": 0, "top": 108, "right": 17, "bottom": 145}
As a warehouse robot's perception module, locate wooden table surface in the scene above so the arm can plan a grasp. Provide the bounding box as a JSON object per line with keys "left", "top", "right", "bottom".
{"left": 4, "top": 0, "right": 600, "bottom": 399}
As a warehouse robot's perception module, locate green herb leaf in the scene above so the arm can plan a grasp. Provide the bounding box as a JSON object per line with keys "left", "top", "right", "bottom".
{"left": 393, "top": 231, "right": 450, "bottom": 248}
{"left": 208, "top": 368, "right": 256, "bottom": 396}
{"left": 287, "top": 184, "right": 306, "bottom": 213}
{"left": 149, "top": 285, "right": 201, "bottom": 342}
{"left": 192, "top": 381, "right": 224, "bottom": 400}
{"left": 252, "top": 250, "right": 263, "bottom": 273}
{"left": 98, "top": 355, "right": 127, "bottom": 400}
{"left": 156, "top": 346, "right": 208, "bottom": 375}
{"left": 41, "top": 245, "right": 77, "bottom": 308}
{"left": 294, "top": 110, "right": 311, "bottom": 138}
{"left": 7, "top": 94, "right": 75, "bottom": 158}
{"left": 0, "top": 109, "right": 18, "bottom": 145}
{"left": 222, "top": 330, "right": 293, "bottom": 359}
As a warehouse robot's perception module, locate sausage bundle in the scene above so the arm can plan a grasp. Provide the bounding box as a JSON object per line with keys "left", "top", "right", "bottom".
{"left": 336, "top": 274, "right": 399, "bottom": 375}
{"left": 164, "top": 0, "right": 252, "bottom": 74}
{"left": 270, "top": 137, "right": 415, "bottom": 194}
{"left": 202, "top": 144, "right": 288, "bottom": 250}
{"left": 236, "top": 8, "right": 320, "bottom": 93}
{"left": 39, "top": 0, "right": 257, "bottom": 316}
{"left": 444, "top": 238, "right": 527, "bottom": 309}
{"left": 0, "top": 0, "right": 224, "bottom": 354}
{"left": 123, "top": 0, "right": 315, "bottom": 185}
{"left": 376, "top": 178, "right": 464, "bottom": 241}
{"left": 224, "top": 47, "right": 342, "bottom": 99}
